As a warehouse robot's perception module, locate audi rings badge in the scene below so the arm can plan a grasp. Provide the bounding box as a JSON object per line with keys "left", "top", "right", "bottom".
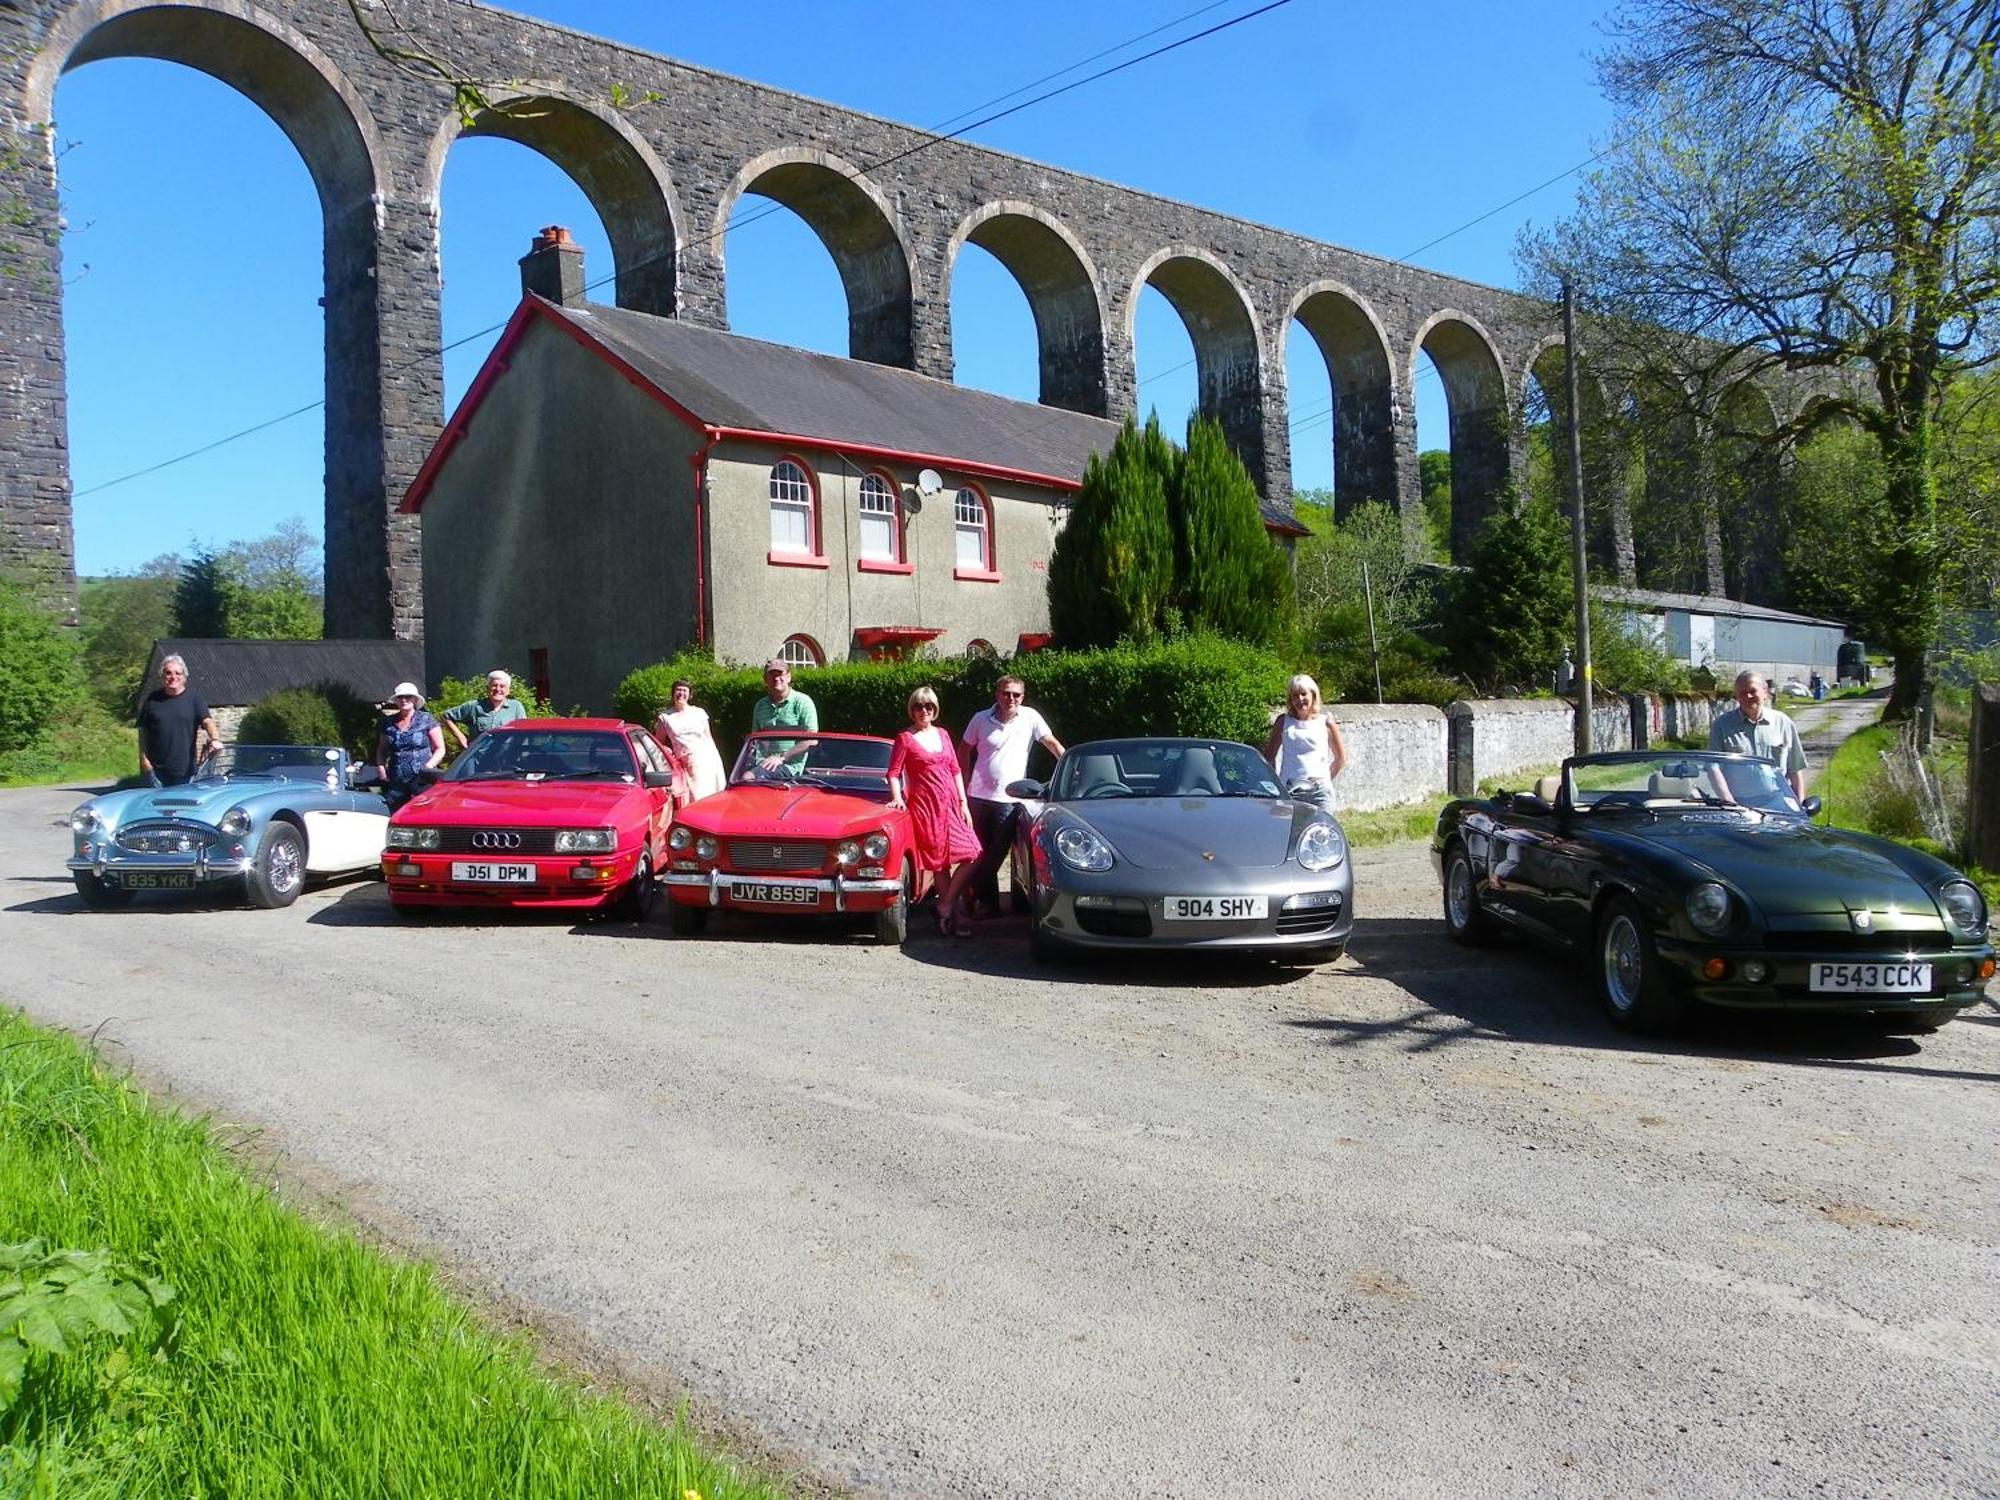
{"left": 471, "top": 831, "right": 523, "bottom": 851}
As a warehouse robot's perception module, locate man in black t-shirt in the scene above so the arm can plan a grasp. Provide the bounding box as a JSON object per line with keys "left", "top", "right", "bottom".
{"left": 136, "top": 654, "right": 222, "bottom": 786}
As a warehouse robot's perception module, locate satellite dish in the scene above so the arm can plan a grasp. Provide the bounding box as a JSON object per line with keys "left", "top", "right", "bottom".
{"left": 916, "top": 468, "right": 944, "bottom": 497}
{"left": 905, "top": 492, "right": 924, "bottom": 516}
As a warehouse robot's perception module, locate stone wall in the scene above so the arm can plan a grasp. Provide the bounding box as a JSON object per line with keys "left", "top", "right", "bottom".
{"left": 1328, "top": 703, "right": 1447, "bottom": 813}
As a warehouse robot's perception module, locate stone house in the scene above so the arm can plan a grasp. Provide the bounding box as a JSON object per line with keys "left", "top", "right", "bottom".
{"left": 401, "top": 233, "right": 1305, "bottom": 711}
{"left": 141, "top": 638, "right": 425, "bottom": 742}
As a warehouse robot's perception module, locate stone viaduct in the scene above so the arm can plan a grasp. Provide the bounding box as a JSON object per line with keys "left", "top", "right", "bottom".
{"left": 0, "top": 0, "right": 1797, "bottom": 636}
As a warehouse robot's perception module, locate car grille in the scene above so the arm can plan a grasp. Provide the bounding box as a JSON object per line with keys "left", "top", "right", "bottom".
{"left": 728, "top": 840, "right": 826, "bottom": 872}
{"left": 1076, "top": 907, "right": 1153, "bottom": 938}
{"left": 434, "top": 828, "right": 560, "bottom": 854}
{"left": 1765, "top": 928, "right": 1948, "bottom": 953}
{"left": 117, "top": 823, "right": 216, "bottom": 854}
{"left": 1275, "top": 899, "right": 1344, "bottom": 936}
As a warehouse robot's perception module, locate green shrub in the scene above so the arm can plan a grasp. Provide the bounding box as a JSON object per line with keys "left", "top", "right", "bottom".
{"left": 0, "top": 578, "right": 88, "bottom": 755}
{"left": 616, "top": 635, "right": 1288, "bottom": 769}
{"left": 1295, "top": 602, "right": 1464, "bottom": 709}
{"left": 238, "top": 684, "right": 381, "bottom": 756}
{"left": 1589, "top": 598, "right": 1694, "bottom": 696}
{"left": 1444, "top": 498, "right": 1573, "bottom": 693}
{"left": 0, "top": 701, "right": 137, "bottom": 787}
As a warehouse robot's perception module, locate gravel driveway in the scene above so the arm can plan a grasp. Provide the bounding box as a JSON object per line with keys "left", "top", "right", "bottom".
{"left": 3, "top": 780, "right": 1995, "bottom": 1498}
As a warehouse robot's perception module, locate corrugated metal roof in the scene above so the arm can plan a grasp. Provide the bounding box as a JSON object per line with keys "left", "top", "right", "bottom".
{"left": 1595, "top": 585, "right": 1847, "bottom": 631}
{"left": 532, "top": 299, "right": 1307, "bottom": 535}
{"left": 142, "top": 639, "right": 425, "bottom": 709}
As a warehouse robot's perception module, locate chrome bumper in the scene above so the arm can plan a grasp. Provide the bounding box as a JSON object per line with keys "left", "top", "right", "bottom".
{"left": 661, "top": 868, "right": 902, "bottom": 913}
{"left": 67, "top": 845, "right": 253, "bottom": 882}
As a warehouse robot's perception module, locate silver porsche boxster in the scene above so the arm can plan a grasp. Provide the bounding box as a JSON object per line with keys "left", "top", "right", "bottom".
{"left": 1007, "top": 737, "right": 1353, "bottom": 964}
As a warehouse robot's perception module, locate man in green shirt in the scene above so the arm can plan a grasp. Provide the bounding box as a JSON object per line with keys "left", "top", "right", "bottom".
{"left": 751, "top": 659, "right": 818, "bottom": 772}
{"left": 442, "top": 669, "right": 527, "bottom": 751}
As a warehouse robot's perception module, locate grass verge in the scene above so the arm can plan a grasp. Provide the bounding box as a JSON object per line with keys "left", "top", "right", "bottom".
{"left": 0, "top": 1009, "right": 793, "bottom": 1499}
{"left": 0, "top": 714, "right": 137, "bottom": 790}
{"left": 1819, "top": 724, "right": 2000, "bottom": 910}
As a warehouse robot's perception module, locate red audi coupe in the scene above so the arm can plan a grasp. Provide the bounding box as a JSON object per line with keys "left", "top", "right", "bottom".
{"left": 382, "top": 718, "right": 684, "bottom": 919}
{"left": 661, "top": 731, "right": 917, "bottom": 944}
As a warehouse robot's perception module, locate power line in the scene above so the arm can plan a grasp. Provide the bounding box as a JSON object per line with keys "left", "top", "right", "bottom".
{"left": 73, "top": 0, "right": 1291, "bottom": 501}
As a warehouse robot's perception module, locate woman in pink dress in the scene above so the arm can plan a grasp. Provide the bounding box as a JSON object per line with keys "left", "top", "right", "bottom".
{"left": 887, "top": 685, "right": 984, "bottom": 936}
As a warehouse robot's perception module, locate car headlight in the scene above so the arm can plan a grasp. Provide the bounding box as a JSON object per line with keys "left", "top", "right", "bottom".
{"left": 668, "top": 825, "right": 693, "bottom": 851}
{"left": 861, "top": 832, "right": 890, "bottom": 860}
{"left": 1938, "top": 880, "right": 1986, "bottom": 937}
{"left": 69, "top": 806, "right": 98, "bottom": 836}
{"left": 218, "top": 806, "right": 252, "bottom": 837}
{"left": 1295, "top": 821, "right": 1346, "bottom": 872}
{"left": 835, "top": 840, "right": 861, "bottom": 866}
{"left": 554, "top": 828, "right": 616, "bottom": 853}
{"left": 1686, "top": 882, "right": 1732, "bottom": 936}
{"left": 695, "top": 835, "right": 719, "bottom": 861}
{"left": 1053, "top": 825, "right": 1114, "bottom": 872}
{"left": 387, "top": 826, "right": 441, "bottom": 850}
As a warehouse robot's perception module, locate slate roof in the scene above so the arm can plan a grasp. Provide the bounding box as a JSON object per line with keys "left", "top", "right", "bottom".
{"left": 406, "top": 296, "right": 1306, "bottom": 534}
{"left": 1595, "top": 586, "right": 1847, "bottom": 631}
{"left": 143, "top": 639, "right": 426, "bottom": 709}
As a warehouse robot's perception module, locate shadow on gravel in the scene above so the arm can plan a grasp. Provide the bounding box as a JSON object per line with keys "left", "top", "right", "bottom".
{"left": 1305, "top": 917, "right": 2000, "bottom": 1083}
{"left": 896, "top": 916, "right": 1322, "bottom": 988}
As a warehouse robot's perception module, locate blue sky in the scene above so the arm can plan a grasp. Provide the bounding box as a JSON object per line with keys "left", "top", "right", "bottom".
{"left": 52, "top": 0, "right": 1615, "bottom": 575}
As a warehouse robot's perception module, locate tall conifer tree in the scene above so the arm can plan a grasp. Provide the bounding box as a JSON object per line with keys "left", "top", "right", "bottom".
{"left": 1172, "top": 415, "right": 1293, "bottom": 646}
{"left": 1047, "top": 416, "right": 1175, "bottom": 647}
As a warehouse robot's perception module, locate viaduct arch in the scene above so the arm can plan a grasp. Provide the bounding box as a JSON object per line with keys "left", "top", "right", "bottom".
{"left": 2, "top": 0, "right": 1800, "bottom": 634}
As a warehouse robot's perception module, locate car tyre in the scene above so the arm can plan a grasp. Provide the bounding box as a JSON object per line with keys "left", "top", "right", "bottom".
{"left": 874, "top": 858, "right": 913, "bottom": 947}
{"left": 72, "top": 871, "right": 134, "bottom": 909}
{"left": 610, "top": 855, "right": 657, "bottom": 923}
{"left": 247, "top": 823, "right": 306, "bottom": 909}
{"left": 1442, "top": 843, "right": 1498, "bottom": 947}
{"left": 1596, "top": 895, "right": 1686, "bottom": 1032}
{"left": 668, "top": 901, "right": 709, "bottom": 936}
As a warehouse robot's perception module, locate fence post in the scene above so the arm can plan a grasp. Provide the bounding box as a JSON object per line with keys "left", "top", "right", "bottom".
{"left": 1627, "top": 694, "right": 1650, "bottom": 751}
{"left": 1969, "top": 684, "right": 2000, "bottom": 873}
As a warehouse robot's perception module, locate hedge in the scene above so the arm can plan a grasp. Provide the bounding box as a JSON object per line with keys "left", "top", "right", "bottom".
{"left": 237, "top": 684, "right": 383, "bottom": 757}
{"left": 615, "top": 635, "right": 1290, "bottom": 771}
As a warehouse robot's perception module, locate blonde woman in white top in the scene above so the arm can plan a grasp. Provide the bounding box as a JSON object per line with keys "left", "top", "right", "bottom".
{"left": 1263, "top": 673, "right": 1348, "bottom": 809}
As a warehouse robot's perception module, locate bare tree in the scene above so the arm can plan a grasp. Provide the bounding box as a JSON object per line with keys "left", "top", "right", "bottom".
{"left": 1521, "top": 0, "right": 1999, "bottom": 718}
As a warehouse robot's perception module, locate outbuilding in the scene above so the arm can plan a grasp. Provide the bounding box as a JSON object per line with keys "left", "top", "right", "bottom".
{"left": 1598, "top": 586, "right": 1847, "bottom": 688}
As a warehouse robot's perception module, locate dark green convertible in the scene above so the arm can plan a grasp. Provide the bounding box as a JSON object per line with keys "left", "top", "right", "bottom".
{"left": 1432, "top": 750, "right": 1995, "bottom": 1033}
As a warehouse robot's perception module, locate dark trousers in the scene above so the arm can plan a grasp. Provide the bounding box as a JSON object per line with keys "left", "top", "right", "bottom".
{"left": 966, "top": 797, "right": 1020, "bottom": 911}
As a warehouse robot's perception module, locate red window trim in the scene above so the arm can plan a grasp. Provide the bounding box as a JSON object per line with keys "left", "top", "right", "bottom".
{"left": 780, "top": 632, "right": 826, "bottom": 667}
{"left": 769, "top": 453, "right": 822, "bottom": 557}
{"left": 857, "top": 469, "right": 907, "bottom": 566}
{"left": 954, "top": 481, "right": 996, "bottom": 576}
{"left": 769, "top": 550, "right": 831, "bottom": 569}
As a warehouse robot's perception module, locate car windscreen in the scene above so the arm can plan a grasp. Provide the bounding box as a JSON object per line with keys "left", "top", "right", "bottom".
{"left": 1051, "top": 740, "right": 1283, "bottom": 800}
{"left": 447, "top": 730, "right": 636, "bottom": 782}
{"left": 728, "top": 734, "right": 893, "bottom": 797}
{"left": 1567, "top": 754, "right": 1799, "bottom": 813}
{"left": 210, "top": 746, "right": 345, "bottom": 783}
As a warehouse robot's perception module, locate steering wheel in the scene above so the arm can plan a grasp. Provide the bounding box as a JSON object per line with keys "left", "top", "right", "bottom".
{"left": 1080, "top": 783, "right": 1130, "bottom": 799}
{"left": 1593, "top": 791, "right": 1649, "bottom": 807}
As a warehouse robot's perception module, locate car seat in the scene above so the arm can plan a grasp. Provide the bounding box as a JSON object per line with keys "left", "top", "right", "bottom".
{"left": 1167, "top": 747, "right": 1223, "bottom": 796}
{"left": 1069, "top": 752, "right": 1127, "bottom": 798}
{"left": 1647, "top": 772, "right": 1697, "bottom": 800}
{"left": 1534, "top": 774, "right": 1563, "bottom": 804}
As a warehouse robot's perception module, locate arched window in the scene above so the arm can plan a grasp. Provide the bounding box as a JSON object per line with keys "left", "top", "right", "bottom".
{"left": 857, "top": 473, "right": 904, "bottom": 564}
{"left": 778, "top": 633, "right": 823, "bottom": 668}
{"left": 769, "top": 459, "right": 818, "bottom": 556}
{"left": 954, "top": 485, "right": 995, "bottom": 576}
{"left": 965, "top": 638, "right": 997, "bottom": 659}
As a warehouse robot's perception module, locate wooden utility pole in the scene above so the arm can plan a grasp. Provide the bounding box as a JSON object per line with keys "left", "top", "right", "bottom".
{"left": 1562, "top": 277, "right": 1593, "bottom": 754}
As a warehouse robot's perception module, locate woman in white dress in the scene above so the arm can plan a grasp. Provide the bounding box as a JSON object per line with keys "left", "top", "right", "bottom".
{"left": 655, "top": 679, "right": 727, "bottom": 801}
{"left": 1263, "top": 673, "right": 1348, "bottom": 810}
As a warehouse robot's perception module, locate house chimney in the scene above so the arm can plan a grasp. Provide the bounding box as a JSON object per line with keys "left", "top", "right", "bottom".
{"left": 520, "top": 224, "right": 586, "bottom": 307}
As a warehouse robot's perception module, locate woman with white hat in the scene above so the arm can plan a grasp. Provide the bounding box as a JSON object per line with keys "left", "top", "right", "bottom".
{"left": 374, "top": 681, "right": 445, "bottom": 810}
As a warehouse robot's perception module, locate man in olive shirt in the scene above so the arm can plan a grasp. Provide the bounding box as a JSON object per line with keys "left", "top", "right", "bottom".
{"left": 442, "top": 669, "right": 527, "bottom": 751}
{"left": 1708, "top": 670, "right": 1808, "bottom": 798}
{"left": 751, "top": 659, "right": 817, "bottom": 771}
{"left": 136, "top": 653, "right": 223, "bottom": 786}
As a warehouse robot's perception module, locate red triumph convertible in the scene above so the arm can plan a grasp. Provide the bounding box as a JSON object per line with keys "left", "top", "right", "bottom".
{"left": 661, "top": 731, "right": 917, "bottom": 944}
{"left": 382, "top": 718, "right": 685, "bottom": 918}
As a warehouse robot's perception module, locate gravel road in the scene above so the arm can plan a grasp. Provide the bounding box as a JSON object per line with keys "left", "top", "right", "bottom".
{"left": 3, "top": 779, "right": 1995, "bottom": 1498}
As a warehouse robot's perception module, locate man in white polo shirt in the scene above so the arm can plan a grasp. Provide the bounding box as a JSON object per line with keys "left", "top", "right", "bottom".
{"left": 1708, "top": 670, "right": 1808, "bottom": 798}
{"left": 959, "top": 675, "right": 1065, "bottom": 915}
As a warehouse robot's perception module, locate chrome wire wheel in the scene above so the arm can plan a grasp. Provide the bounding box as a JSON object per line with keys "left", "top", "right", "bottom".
{"left": 1446, "top": 857, "right": 1475, "bottom": 931}
{"left": 1601, "top": 912, "right": 1646, "bottom": 1014}
{"left": 268, "top": 836, "right": 303, "bottom": 895}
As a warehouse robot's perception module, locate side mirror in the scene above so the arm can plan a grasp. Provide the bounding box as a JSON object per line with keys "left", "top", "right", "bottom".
{"left": 1800, "top": 794, "right": 1823, "bottom": 818}
{"left": 643, "top": 770, "right": 676, "bottom": 790}
{"left": 1005, "top": 778, "right": 1046, "bottom": 799}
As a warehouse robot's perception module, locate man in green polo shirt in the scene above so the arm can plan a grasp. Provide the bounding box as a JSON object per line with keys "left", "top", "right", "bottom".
{"left": 442, "top": 669, "right": 527, "bottom": 751}
{"left": 751, "top": 659, "right": 818, "bottom": 772}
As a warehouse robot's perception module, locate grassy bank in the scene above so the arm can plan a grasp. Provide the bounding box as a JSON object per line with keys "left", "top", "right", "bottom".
{"left": 1819, "top": 722, "right": 1999, "bottom": 908}
{"left": 0, "top": 1010, "right": 791, "bottom": 1499}
{"left": 0, "top": 717, "right": 136, "bottom": 791}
